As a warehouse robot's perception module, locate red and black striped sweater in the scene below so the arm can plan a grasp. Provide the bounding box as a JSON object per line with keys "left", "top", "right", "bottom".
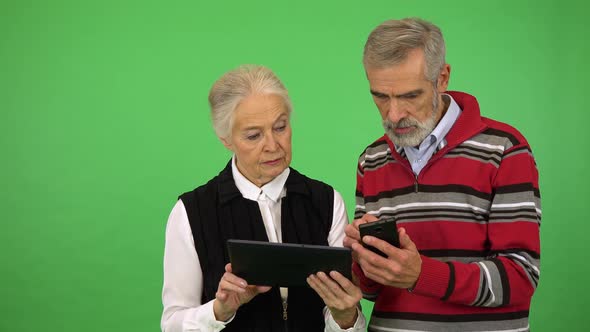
{"left": 354, "top": 91, "right": 541, "bottom": 332}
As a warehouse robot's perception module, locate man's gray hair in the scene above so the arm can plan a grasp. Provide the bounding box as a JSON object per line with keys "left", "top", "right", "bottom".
{"left": 208, "top": 65, "right": 292, "bottom": 140}
{"left": 363, "top": 17, "right": 446, "bottom": 83}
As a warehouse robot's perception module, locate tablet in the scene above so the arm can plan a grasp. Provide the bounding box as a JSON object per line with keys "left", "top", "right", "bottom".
{"left": 226, "top": 239, "right": 352, "bottom": 287}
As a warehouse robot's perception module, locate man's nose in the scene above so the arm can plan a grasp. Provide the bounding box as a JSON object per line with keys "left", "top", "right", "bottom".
{"left": 387, "top": 98, "right": 407, "bottom": 124}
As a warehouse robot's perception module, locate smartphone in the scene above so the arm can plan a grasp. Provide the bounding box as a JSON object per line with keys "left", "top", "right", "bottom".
{"left": 359, "top": 216, "right": 399, "bottom": 257}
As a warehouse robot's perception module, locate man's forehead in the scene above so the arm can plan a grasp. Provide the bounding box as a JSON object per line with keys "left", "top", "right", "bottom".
{"left": 368, "top": 75, "right": 429, "bottom": 85}
{"left": 367, "top": 73, "right": 428, "bottom": 92}
{"left": 365, "top": 50, "right": 428, "bottom": 85}
{"left": 366, "top": 65, "right": 425, "bottom": 79}
{"left": 367, "top": 75, "right": 430, "bottom": 96}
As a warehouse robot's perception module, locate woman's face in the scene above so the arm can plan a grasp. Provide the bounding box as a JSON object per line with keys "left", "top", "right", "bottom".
{"left": 221, "top": 93, "right": 292, "bottom": 187}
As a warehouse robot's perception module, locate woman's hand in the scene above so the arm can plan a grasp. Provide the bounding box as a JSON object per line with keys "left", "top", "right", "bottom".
{"left": 213, "top": 263, "right": 272, "bottom": 321}
{"left": 307, "top": 271, "right": 362, "bottom": 329}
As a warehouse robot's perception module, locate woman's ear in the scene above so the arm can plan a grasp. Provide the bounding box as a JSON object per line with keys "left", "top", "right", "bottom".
{"left": 220, "top": 136, "right": 233, "bottom": 151}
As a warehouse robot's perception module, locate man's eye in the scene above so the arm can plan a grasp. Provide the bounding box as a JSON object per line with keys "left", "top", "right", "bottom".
{"left": 274, "top": 125, "right": 286, "bottom": 132}
{"left": 404, "top": 94, "right": 418, "bottom": 99}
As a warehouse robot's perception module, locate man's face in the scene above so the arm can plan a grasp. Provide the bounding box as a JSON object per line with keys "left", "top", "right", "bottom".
{"left": 366, "top": 49, "right": 449, "bottom": 147}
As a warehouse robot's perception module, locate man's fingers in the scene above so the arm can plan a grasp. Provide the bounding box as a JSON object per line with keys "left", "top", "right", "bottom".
{"left": 362, "top": 268, "right": 387, "bottom": 285}
{"left": 345, "top": 214, "right": 379, "bottom": 248}
{"left": 344, "top": 223, "right": 361, "bottom": 242}
{"left": 352, "top": 272, "right": 360, "bottom": 287}
{"left": 356, "top": 249, "right": 396, "bottom": 284}
{"left": 361, "top": 214, "right": 379, "bottom": 223}
{"left": 351, "top": 242, "right": 374, "bottom": 258}
{"left": 353, "top": 241, "right": 397, "bottom": 280}
{"left": 362, "top": 235, "right": 398, "bottom": 257}
{"left": 398, "top": 227, "right": 417, "bottom": 251}
{"left": 343, "top": 236, "right": 358, "bottom": 248}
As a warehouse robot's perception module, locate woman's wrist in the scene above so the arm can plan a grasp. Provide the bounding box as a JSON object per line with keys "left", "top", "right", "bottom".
{"left": 213, "top": 299, "right": 235, "bottom": 322}
{"left": 331, "top": 307, "right": 358, "bottom": 329}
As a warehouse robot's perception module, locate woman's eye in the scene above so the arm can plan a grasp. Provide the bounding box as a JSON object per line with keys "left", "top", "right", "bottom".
{"left": 274, "top": 125, "right": 286, "bottom": 132}
{"left": 246, "top": 133, "right": 260, "bottom": 140}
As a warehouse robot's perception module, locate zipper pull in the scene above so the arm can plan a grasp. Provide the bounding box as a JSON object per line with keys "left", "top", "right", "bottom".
{"left": 282, "top": 299, "right": 288, "bottom": 320}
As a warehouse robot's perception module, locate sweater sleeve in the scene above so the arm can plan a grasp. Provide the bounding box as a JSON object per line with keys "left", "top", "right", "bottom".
{"left": 353, "top": 160, "right": 385, "bottom": 301}
{"left": 412, "top": 141, "right": 541, "bottom": 307}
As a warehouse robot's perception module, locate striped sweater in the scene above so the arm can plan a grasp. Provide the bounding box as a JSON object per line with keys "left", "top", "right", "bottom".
{"left": 354, "top": 91, "right": 541, "bottom": 332}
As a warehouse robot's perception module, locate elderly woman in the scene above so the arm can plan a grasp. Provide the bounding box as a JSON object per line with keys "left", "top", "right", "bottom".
{"left": 161, "top": 65, "right": 366, "bottom": 332}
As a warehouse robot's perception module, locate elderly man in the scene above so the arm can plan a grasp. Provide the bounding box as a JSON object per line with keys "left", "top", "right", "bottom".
{"left": 344, "top": 18, "right": 541, "bottom": 331}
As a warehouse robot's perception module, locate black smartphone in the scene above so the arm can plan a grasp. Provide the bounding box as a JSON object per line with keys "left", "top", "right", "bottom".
{"left": 358, "top": 217, "right": 399, "bottom": 257}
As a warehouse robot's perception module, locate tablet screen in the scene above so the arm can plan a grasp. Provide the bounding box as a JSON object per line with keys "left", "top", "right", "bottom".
{"left": 226, "top": 239, "right": 352, "bottom": 287}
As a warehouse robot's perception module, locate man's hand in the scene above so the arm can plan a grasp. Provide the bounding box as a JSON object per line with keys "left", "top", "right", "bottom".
{"left": 213, "top": 263, "right": 272, "bottom": 321}
{"left": 307, "top": 271, "right": 362, "bottom": 329}
{"left": 343, "top": 214, "right": 379, "bottom": 262}
{"left": 351, "top": 227, "right": 422, "bottom": 289}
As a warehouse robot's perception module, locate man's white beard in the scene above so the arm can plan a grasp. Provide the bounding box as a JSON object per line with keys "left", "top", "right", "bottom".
{"left": 383, "top": 93, "right": 440, "bottom": 147}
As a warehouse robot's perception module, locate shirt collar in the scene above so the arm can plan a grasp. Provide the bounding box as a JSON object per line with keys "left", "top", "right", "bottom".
{"left": 427, "top": 94, "right": 461, "bottom": 150}
{"left": 231, "top": 155, "right": 290, "bottom": 203}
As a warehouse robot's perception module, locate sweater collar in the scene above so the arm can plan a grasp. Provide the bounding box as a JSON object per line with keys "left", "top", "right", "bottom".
{"left": 384, "top": 91, "right": 487, "bottom": 155}
{"left": 442, "top": 91, "right": 487, "bottom": 147}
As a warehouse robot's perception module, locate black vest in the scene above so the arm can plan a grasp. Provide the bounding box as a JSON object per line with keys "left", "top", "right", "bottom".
{"left": 180, "top": 161, "right": 334, "bottom": 332}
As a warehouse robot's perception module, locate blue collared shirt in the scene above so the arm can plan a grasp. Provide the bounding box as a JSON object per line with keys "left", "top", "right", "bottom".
{"left": 403, "top": 94, "right": 462, "bottom": 175}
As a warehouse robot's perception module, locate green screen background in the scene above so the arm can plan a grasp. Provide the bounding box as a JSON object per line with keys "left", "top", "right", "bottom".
{"left": 1, "top": 0, "right": 587, "bottom": 330}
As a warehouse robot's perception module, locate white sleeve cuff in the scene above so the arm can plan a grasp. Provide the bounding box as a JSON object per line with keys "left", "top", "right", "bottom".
{"left": 324, "top": 306, "right": 366, "bottom": 332}
{"left": 183, "top": 300, "right": 235, "bottom": 331}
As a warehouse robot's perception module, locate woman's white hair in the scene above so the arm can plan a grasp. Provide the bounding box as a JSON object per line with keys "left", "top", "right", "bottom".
{"left": 208, "top": 65, "right": 292, "bottom": 140}
{"left": 363, "top": 17, "right": 446, "bottom": 84}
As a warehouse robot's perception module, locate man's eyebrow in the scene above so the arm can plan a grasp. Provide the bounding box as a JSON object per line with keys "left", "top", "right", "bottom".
{"left": 370, "top": 90, "right": 388, "bottom": 97}
{"left": 370, "top": 88, "right": 425, "bottom": 98}
{"left": 394, "top": 89, "right": 424, "bottom": 98}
